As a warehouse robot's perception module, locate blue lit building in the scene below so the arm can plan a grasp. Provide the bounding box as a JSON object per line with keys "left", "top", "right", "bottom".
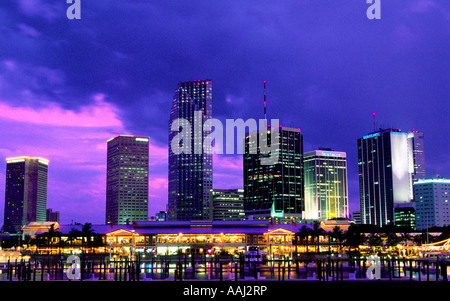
{"left": 168, "top": 80, "right": 213, "bottom": 221}
{"left": 358, "top": 128, "right": 413, "bottom": 226}
{"left": 414, "top": 178, "right": 450, "bottom": 230}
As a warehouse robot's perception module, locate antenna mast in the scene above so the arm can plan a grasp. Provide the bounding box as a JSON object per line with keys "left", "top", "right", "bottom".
{"left": 372, "top": 112, "right": 376, "bottom": 131}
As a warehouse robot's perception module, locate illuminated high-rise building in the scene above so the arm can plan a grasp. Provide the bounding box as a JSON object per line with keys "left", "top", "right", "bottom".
{"left": 304, "top": 149, "right": 348, "bottom": 220}
{"left": 210, "top": 189, "right": 245, "bottom": 221}
{"left": 244, "top": 126, "right": 304, "bottom": 223}
{"left": 168, "top": 80, "right": 213, "bottom": 221}
{"left": 414, "top": 178, "right": 450, "bottom": 231}
{"left": 106, "top": 135, "right": 149, "bottom": 225}
{"left": 407, "top": 130, "right": 426, "bottom": 181}
{"left": 3, "top": 157, "right": 48, "bottom": 233}
{"left": 358, "top": 128, "right": 413, "bottom": 226}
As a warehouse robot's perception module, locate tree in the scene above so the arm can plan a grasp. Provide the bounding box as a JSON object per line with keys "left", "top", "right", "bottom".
{"left": 311, "top": 221, "right": 326, "bottom": 253}
{"left": 68, "top": 228, "right": 82, "bottom": 246}
{"left": 295, "top": 225, "right": 312, "bottom": 253}
{"left": 400, "top": 231, "right": 412, "bottom": 248}
{"left": 343, "top": 224, "right": 366, "bottom": 253}
{"left": 331, "top": 226, "right": 344, "bottom": 252}
{"left": 367, "top": 233, "right": 383, "bottom": 253}
{"left": 81, "top": 223, "right": 95, "bottom": 251}
{"left": 385, "top": 233, "right": 400, "bottom": 248}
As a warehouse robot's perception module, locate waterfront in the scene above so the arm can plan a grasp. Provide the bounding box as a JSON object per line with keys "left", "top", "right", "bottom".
{"left": 0, "top": 254, "right": 448, "bottom": 282}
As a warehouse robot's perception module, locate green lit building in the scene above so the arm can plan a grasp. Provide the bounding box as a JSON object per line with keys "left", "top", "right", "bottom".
{"left": 3, "top": 157, "right": 49, "bottom": 233}
{"left": 106, "top": 135, "right": 149, "bottom": 225}
{"left": 303, "top": 149, "right": 348, "bottom": 220}
{"left": 394, "top": 204, "right": 416, "bottom": 230}
{"left": 244, "top": 126, "right": 304, "bottom": 223}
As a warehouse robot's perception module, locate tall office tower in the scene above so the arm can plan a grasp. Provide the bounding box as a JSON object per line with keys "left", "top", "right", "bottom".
{"left": 303, "top": 149, "right": 348, "bottom": 221}
{"left": 3, "top": 157, "right": 48, "bottom": 233}
{"left": 244, "top": 126, "right": 304, "bottom": 223}
{"left": 414, "top": 178, "right": 450, "bottom": 231}
{"left": 106, "top": 135, "right": 149, "bottom": 225}
{"left": 407, "top": 130, "right": 426, "bottom": 181}
{"left": 358, "top": 128, "right": 413, "bottom": 226}
{"left": 210, "top": 189, "right": 245, "bottom": 221}
{"left": 168, "top": 80, "right": 213, "bottom": 221}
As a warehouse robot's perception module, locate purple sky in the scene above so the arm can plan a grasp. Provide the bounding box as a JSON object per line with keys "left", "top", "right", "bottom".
{"left": 0, "top": 0, "right": 448, "bottom": 225}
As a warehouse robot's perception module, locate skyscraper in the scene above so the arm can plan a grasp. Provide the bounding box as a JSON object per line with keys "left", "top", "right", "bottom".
{"left": 3, "top": 156, "right": 48, "bottom": 233}
{"left": 244, "top": 126, "right": 304, "bottom": 223}
{"left": 303, "top": 149, "right": 348, "bottom": 220}
{"left": 407, "top": 130, "right": 426, "bottom": 181}
{"left": 168, "top": 80, "right": 213, "bottom": 221}
{"left": 358, "top": 128, "right": 413, "bottom": 226}
{"left": 106, "top": 135, "right": 149, "bottom": 225}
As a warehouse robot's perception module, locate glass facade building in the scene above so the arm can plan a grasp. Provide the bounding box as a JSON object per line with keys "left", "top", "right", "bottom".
{"left": 303, "top": 149, "right": 348, "bottom": 220}
{"left": 358, "top": 128, "right": 413, "bottom": 226}
{"left": 3, "top": 156, "right": 48, "bottom": 233}
{"left": 106, "top": 135, "right": 149, "bottom": 225}
{"left": 210, "top": 189, "right": 245, "bottom": 221}
{"left": 407, "top": 130, "right": 426, "bottom": 181}
{"left": 168, "top": 80, "right": 213, "bottom": 221}
{"left": 414, "top": 178, "right": 450, "bottom": 231}
{"left": 244, "top": 126, "right": 304, "bottom": 222}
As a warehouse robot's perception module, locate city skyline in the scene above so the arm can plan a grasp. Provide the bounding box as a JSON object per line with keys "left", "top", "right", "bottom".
{"left": 0, "top": 1, "right": 448, "bottom": 225}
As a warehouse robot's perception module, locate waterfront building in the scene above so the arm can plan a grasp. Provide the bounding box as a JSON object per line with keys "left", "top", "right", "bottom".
{"left": 106, "top": 135, "right": 149, "bottom": 225}
{"left": 3, "top": 156, "right": 49, "bottom": 233}
{"left": 303, "top": 149, "right": 348, "bottom": 220}
{"left": 46, "top": 208, "right": 60, "bottom": 223}
{"left": 358, "top": 128, "right": 413, "bottom": 226}
{"left": 210, "top": 189, "right": 245, "bottom": 221}
{"left": 394, "top": 204, "right": 416, "bottom": 230}
{"left": 414, "top": 178, "right": 450, "bottom": 230}
{"left": 244, "top": 126, "right": 304, "bottom": 223}
{"left": 407, "top": 130, "right": 426, "bottom": 181}
{"left": 168, "top": 80, "right": 213, "bottom": 221}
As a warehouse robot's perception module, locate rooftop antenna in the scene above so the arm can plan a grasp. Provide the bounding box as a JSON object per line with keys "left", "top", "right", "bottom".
{"left": 372, "top": 112, "right": 376, "bottom": 132}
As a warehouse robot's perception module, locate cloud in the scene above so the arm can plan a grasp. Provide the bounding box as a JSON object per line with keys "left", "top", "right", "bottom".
{"left": 17, "top": 23, "right": 42, "bottom": 38}
{"left": 410, "top": 0, "right": 438, "bottom": 13}
{"left": 0, "top": 98, "right": 122, "bottom": 127}
{"left": 213, "top": 154, "right": 243, "bottom": 189}
{"left": 0, "top": 97, "right": 170, "bottom": 224}
{"left": 17, "top": 0, "right": 64, "bottom": 22}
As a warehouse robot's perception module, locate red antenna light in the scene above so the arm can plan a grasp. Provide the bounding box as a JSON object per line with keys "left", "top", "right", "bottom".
{"left": 372, "top": 112, "right": 376, "bottom": 131}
